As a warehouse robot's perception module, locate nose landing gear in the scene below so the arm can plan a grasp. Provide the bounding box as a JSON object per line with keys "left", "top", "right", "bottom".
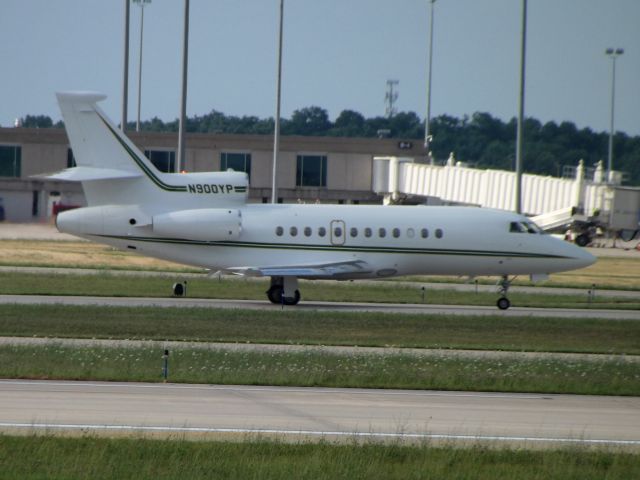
{"left": 497, "top": 296, "right": 511, "bottom": 310}
{"left": 497, "top": 275, "right": 512, "bottom": 310}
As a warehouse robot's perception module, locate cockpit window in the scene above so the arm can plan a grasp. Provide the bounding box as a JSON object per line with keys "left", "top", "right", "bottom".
{"left": 510, "top": 221, "right": 543, "bottom": 234}
{"left": 526, "top": 221, "right": 543, "bottom": 234}
{"left": 510, "top": 222, "right": 526, "bottom": 233}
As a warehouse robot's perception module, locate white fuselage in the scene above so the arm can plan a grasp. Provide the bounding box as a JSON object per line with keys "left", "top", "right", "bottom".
{"left": 58, "top": 203, "right": 595, "bottom": 279}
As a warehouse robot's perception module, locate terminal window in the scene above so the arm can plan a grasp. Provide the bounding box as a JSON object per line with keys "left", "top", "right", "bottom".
{"left": 144, "top": 150, "right": 176, "bottom": 173}
{"left": 221, "top": 152, "right": 251, "bottom": 180}
{"left": 0, "top": 145, "right": 21, "bottom": 177}
{"left": 296, "top": 155, "right": 327, "bottom": 187}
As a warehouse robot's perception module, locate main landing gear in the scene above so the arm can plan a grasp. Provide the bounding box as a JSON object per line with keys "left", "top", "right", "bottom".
{"left": 266, "top": 276, "right": 301, "bottom": 306}
{"left": 497, "top": 275, "right": 512, "bottom": 310}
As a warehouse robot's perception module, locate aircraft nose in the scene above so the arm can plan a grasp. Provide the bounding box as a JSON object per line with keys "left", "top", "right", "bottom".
{"left": 567, "top": 244, "right": 597, "bottom": 269}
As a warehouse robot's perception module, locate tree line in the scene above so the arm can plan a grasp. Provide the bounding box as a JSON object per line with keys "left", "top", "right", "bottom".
{"left": 19, "top": 107, "right": 640, "bottom": 184}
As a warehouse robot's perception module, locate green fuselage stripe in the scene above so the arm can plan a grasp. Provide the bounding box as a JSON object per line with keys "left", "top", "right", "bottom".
{"left": 99, "top": 114, "right": 247, "bottom": 194}
{"left": 96, "top": 234, "right": 569, "bottom": 260}
{"left": 98, "top": 113, "right": 187, "bottom": 191}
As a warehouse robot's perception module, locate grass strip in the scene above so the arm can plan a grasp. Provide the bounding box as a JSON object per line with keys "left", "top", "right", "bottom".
{"left": 1, "top": 271, "right": 639, "bottom": 309}
{"left": 1, "top": 435, "right": 638, "bottom": 480}
{"left": 403, "top": 254, "right": 640, "bottom": 291}
{"left": 3, "top": 239, "right": 640, "bottom": 291}
{"left": 1, "top": 304, "right": 638, "bottom": 355}
{"left": 1, "top": 344, "right": 638, "bottom": 395}
{"left": 0, "top": 239, "right": 199, "bottom": 273}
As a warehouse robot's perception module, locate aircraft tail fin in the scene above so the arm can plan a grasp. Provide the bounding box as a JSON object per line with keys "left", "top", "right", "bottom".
{"left": 56, "top": 92, "right": 166, "bottom": 206}
{"left": 57, "top": 92, "right": 149, "bottom": 172}
{"left": 55, "top": 92, "right": 248, "bottom": 210}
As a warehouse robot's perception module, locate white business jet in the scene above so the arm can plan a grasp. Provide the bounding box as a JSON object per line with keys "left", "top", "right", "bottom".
{"left": 50, "top": 92, "right": 595, "bottom": 310}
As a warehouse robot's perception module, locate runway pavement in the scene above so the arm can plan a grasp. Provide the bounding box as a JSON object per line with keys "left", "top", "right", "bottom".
{"left": 1, "top": 293, "right": 639, "bottom": 320}
{"left": 0, "top": 380, "right": 638, "bottom": 447}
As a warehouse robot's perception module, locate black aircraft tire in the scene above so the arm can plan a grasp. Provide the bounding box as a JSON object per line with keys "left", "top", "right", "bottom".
{"left": 283, "top": 290, "right": 301, "bottom": 306}
{"left": 266, "top": 286, "right": 283, "bottom": 304}
{"left": 497, "top": 297, "right": 511, "bottom": 310}
{"left": 267, "top": 287, "right": 301, "bottom": 305}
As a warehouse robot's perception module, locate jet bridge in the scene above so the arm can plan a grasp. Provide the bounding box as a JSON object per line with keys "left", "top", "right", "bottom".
{"left": 531, "top": 207, "right": 580, "bottom": 231}
{"left": 372, "top": 156, "right": 640, "bottom": 246}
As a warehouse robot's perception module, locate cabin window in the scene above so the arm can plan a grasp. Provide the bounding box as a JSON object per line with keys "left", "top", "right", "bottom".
{"left": 435, "top": 228, "right": 443, "bottom": 239}
{"left": 0, "top": 145, "right": 21, "bottom": 177}
{"left": 275, "top": 226, "right": 284, "bottom": 236}
{"left": 221, "top": 152, "right": 251, "bottom": 180}
{"left": 420, "top": 228, "right": 429, "bottom": 238}
{"left": 296, "top": 155, "right": 327, "bottom": 187}
{"left": 378, "top": 228, "right": 386, "bottom": 238}
{"left": 333, "top": 226, "right": 343, "bottom": 237}
{"left": 350, "top": 227, "right": 358, "bottom": 238}
{"left": 318, "top": 226, "right": 327, "bottom": 237}
{"left": 407, "top": 228, "right": 415, "bottom": 239}
{"left": 304, "top": 227, "right": 312, "bottom": 237}
{"left": 145, "top": 149, "right": 175, "bottom": 173}
{"left": 290, "top": 226, "right": 298, "bottom": 237}
{"left": 392, "top": 228, "right": 401, "bottom": 238}
{"left": 364, "top": 227, "right": 372, "bottom": 238}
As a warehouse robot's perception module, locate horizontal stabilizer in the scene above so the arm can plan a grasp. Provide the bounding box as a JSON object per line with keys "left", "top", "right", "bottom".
{"left": 225, "top": 260, "right": 371, "bottom": 278}
{"left": 33, "top": 166, "right": 143, "bottom": 182}
{"left": 56, "top": 91, "right": 107, "bottom": 106}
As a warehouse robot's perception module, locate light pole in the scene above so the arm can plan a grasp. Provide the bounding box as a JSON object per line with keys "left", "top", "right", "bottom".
{"left": 514, "top": 0, "right": 527, "bottom": 215}
{"left": 134, "top": 0, "right": 151, "bottom": 132}
{"left": 177, "top": 0, "right": 190, "bottom": 173}
{"left": 122, "top": 0, "right": 130, "bottom": 132}
{"left": 271, "top": 0, "right": 284, "bottom": 204}
{"left": 605, "top": 47, "right": 624, "bottom": 183}
{"left": 424, "top": 0, "right": 436, "bottom": 162}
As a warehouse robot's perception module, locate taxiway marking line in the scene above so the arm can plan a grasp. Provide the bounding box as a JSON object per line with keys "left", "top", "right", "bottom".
{"left": 1, "top": 422, "right": 638, "bottom": 446}
{"left": 0, "top": 380, "right": 547, "bottom": 400}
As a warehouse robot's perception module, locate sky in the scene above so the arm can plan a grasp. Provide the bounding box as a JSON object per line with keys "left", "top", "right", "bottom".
{"left": 1, "top": 0, "right": 639, "bottom": 135}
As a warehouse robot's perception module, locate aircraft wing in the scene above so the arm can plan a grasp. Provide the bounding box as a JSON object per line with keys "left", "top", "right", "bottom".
{"left": 225, "top": 259, "right": 372, "bottom": 278}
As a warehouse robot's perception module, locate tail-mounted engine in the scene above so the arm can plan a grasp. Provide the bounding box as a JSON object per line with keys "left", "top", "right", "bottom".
{"left": 152, "top": 208, "right": 241, "bottom": 241}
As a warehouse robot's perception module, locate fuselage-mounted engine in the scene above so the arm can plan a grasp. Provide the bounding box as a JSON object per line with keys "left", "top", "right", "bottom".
{"left": 152, "top": 208, "right": 241, "bottom": 241}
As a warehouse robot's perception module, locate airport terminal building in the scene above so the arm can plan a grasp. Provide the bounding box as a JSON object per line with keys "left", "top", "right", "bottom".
{"left": 3, "top": 126, "right": 638, "bottom": 238}
{"left": 0, "top": 127, "right": 416, "bottom": 222}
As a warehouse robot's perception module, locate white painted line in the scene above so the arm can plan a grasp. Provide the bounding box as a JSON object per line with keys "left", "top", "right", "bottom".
{"left": 0, "top": 422, "right": 638, "bottom": 446}
{"left": 0, "top": 380, "right": 548, "bottom": 400}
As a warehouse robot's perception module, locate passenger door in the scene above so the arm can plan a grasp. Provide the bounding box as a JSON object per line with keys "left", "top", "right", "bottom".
{"left": 330, "top": 220, "right": 346, "bottom": 246}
